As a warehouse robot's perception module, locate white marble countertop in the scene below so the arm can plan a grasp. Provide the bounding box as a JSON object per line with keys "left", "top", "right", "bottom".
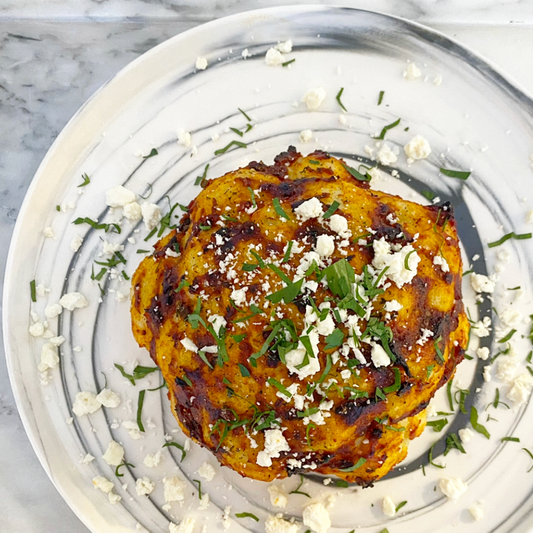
{"left": 2, "top": 2, "right": 533, "bottom": 532}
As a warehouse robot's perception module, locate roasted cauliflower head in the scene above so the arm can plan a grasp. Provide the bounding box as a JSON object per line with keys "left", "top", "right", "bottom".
{"left": 131, "top": 147, "right": 469, "bottom": 485}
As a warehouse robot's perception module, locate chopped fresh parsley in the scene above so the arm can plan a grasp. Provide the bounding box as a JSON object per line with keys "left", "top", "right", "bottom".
{"left": 470, "top": 406, "right": 490, "bottom": 439}
{"left": 488, "top": 232, "right": 532, "bottom": 248}
{"left": 378, "top": 90, "right": 385, "bottom": 105}
{"left": 142, "top": 148, "right": 158, "bottom": 159}
{"left": 282, "top": 58, "right": 295, "bottom": 67}
{"left": 322, "top": 201, "right": 340, "bottom": 220}
{"left": 238, "top": 107, "right": 252, "bottom": 122}
{"left": 73, "top": 217, "right": 121, "bottom": 234}
{"left": 214, "top": 140, "right": 247, "bottom": 156}
{"left": 235, "top": 512, "right": 259, "bottom": 521}
{"left": 383, "top": 367, "right": 401, "bottom": 394}
{"left": 343, "top": 163, "right": 371, "bottom": 182}
{"left": 444, "top": 433, "right": 466, "bottom": 455}
{"left": 238, "top": 363, "right": 250, "bottom": 377}
{"left": 339, "top": 457, "right": 366, "bottom": 472}
{"left": 114, "top": 363, "right": 159, "bottom": 386}
{"left": 268, "top": 378, "right": 292, "bottom": 398}
{"left": 289, "top": 475, "right": 311, "bottom": 497}
{"left": 499, "top": 329, "right": 517, "bottom": 343}
{"left": 78, "top": 173, "right": 91, "bottom": 187}
{"left": 427, "top": 418, "right": 448, "bottom": 432}
{"left": 30, "top": 279, "right": 36, "bottom": 302}
{"left": 336, "top": 87, "right": 347, "bottom": 112}
{"left": 247, "top": 186, "right": 256, "bottom": 208}
{"left": 115, "top": 461, "right": 135, "bottom": 477}
{"left": 136, "top": 390, "right": 146, "bottom": 432}
{"left": 195, "top": 164, "right": 209, "bottom": 186}
{"left": 373, "top": 118, "right": 401, "bottom": 140}
{"left": 273, "top": 197, "right": 290, "bottom": 220}
{"left": 439, "top": 168, "right": 471, "bottom": 180}
{"left": 281, "top": 241, "right": 293, "bottom": 263}
{"left": 162, "top": 441, "right": 187, "bottom": 462}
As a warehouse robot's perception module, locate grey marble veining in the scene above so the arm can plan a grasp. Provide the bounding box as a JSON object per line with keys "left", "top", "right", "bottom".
{"left": 2, "top": 5, "right": 533, "bottom": 532}
{"left": 2, "top": 0, "right": 533, "bottom": 24}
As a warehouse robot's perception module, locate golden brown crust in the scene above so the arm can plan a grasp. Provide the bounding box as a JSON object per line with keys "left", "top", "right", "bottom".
{"left": 131, "top": 147, "right": 469, "bottom": 484}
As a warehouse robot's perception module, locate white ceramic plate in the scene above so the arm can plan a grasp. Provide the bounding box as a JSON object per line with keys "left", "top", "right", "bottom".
{"left": 5, "top": 6, "right": 533, "bottom": 533}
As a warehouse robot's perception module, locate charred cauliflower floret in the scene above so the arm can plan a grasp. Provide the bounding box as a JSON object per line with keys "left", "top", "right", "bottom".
{"left": 131, "top": 147, "right": 469, "bottom": 485}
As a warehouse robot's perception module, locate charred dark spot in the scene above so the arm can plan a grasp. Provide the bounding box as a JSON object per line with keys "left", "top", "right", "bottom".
{"left": 370, "top": 202, "right": 414, "bottom": 243}
{"left": 238, "top": 341, "right": 253, "bottom": 359}
{"left": 444, "top": 272, "right": 454, "bottom": 285}
{"left": 371, "top": 426, "right": 383, "bottom": 439}
{"left": 429, "top": 201, "right": 455, "bottom": 226}
{"left": 335, "top": 400, "right": 365, "bottom": 425}
{"left": 398, "top": 381, "right": 413, "bottom": 396}
{"left": 294, "top": 222, "right": 329, "bottom": 246}
{"left": 293, "top": 294, "right": 309, "bottom": 314}
{"left": 266, "top": 349, "right": 280, "bottom": 368}
{"left": 248, "top": 283, "right": 261, "bottom": 295}
{"left": 178, "top": 216, "right": 191, "bottom": 233}
{"left": 190, "top": 270, "right": 231, "bottom": 293}
{"left": 147, "top": 296, "right": 164, "bottom": 328}
{"left": 217, "top": 221, "right": 260, "bottom": 254}
{"left": 247, "top": 146, "right": 301, "bottom": 179}
{"left": 175, "top": 376, "right": 190, "bottom": 388}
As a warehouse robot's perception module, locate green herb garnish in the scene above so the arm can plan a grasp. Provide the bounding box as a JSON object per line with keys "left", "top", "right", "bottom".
{"left": 214, "top": 140, "right": 247, "bottom": 156}
{"left": 162, "top": 441, "right": 187, "bottom": 462}
{"left": 339, "top": 457, "right": 366, "bottom": 472}
{"left": 378, "top": 90, "right": 385, "bottom": 105}
{"left": 115, "top": 461, "right": 135, "bottom": 477}
{"left": 470, "top": 406, "right": 490, "bottom": 439}
{"left": 30, "top": 279, "right": 36, "bottom": 302}
{"left": 78, "top": 173, "right": 91, "bottom": 187}
{"left": 282, "top": 58, "right": 295, "bottom": 67}
{"left": 142, "top": 148, "right": 158, "bottom": 159}
{"left": 373, "top": 118, "right": 401, "bottom": 140}
{"left": 273, "top": 197, "right": 290, "bottom": 220}
{"left": 136, "top": 390, "right": 146, "bottom": 432}
{"left": 336, "top": 87, "right": 347, "bottom": 112}
{"left": 322, "top": 201, "right": 340, "bottom": 220}
{"left": 289, "top": 475, "right": 311, "bottom": 497}
{"left": 235, "top": 512, "right": 259, "bottom": 521}
{"left": 488, "top": 232, "right": 532, "bottom": 248}
{"left": 439, "top": 168, "right": 471, "bottom": 180}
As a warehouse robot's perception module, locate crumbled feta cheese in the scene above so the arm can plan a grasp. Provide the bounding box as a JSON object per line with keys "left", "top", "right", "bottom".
{"left": 433, "top": 74, "right": 443, "bottom": 86}
{"left": 500, "top": 306, "right": 522, "bottom": 328}
{"left": 476, "top": 347, "right": 490, "bottom": 360}
{"left": 171, "top": 517, "right": 195, "bottom": 533}
{"left": 80, "top": 453, "right": 94, "bottom": 464}
{"left": 268, "top": 484, "right": 288, "bottom": 508}
{"left": 124, "top": 201, "right": 142, "bottom": 221}
{"left": 472, "top": 316, "right": 491, "bottom": 338}
{"left": 122, "top": 420, "right": 143, "bottom": 440}
{"left": 265, "top": 47, "right": 284, "bottom": 66}
{"left": 433, "top": 254, "right": 449, "bottom": 272}
{"left": 371, "top": 342, "right": 391, "bottom": 368}
{"left": 276, "top": 40, "right": 293, "bottom": 53}
{"left": 372, "top": 238, "right": 420, "bottom": 288}
{"left": 96, "top": 388, "right": 121, "bottom": 408}
{"left": 257, "top": 429, "right": 291, "bottom": 467}
{"left": 230, "top": 287, "right": 248, "bottom": 306}
{"left": 302, "top": 87, "right": 327, "bottom": 110}
{"left": 177, "top": 129, "right": 192, "bottom": 147}
{"left": 384, "top": 300, "right": 402, "bottom": 313}
{"left": 376, "top": 144, "right": 397, "bottom": 166}
{"left": 294, "top": 198, "right": 323, "bottom": 221}
{"left": 141, "top": 202, "right": 161, "bottom": 231}
{"left": 315, "top": 234, "right": 335, "bottom": 257}
{"left": 242, "top": 49, "right": 251, "bottom": 59}
{"left": 72, "top": 391, "right": 101, "bottom": 416}
{"left": 382, "top": 496, "right": 396, "bottom": 517}
{"left": 102, "top": 240, "right": 124, "bottom": 256}
{"left": 302, "top": 501, "right": 331, "bottom": 533}
{"left": 404, "top": 62, "right": 421, "bottom": 80}
{"left": 195, "top": 57, "right": 208, "bottom": 70}
{"left": 70, "top": 235, "right": 83, "bottom": 252}
{"left": 102, "top": 440, "right": 125, "bottom": 466}
{"left": 328, "top": 214, "right": 351, "bottom": 239}
{"left": 92, "top": 476, "right": 114, "bottom": 494}
{"left": 38, "top": 342, "right": 59, "bottom": 372}
{"left": 144, "top": 451, "right": 162, "bottom": 468}
{"left": 469, "top": 501, "right": 484, "bottom": 522}
{"left": 300, "top": 130, "right": 313, "bottom": 143}
{"left": 163, "top": 475, "right": 187, "bottom": 502}
{"left": 136, "top": 476, "right": 155, "bottom": 496}
{"left": 106, "top": 185, "right": 136, "bottom": 207}
{"left": 180, "top": 336, "right": 198, "bottom": 353}
{"left": 265, "top": 515, "right": 299, "bottom": 533}
{"left": 496, "top": 352, "right": 519, "bottom": 382}
{"left": 470, "top": 273, "right": 496, "bottom": 294}
{"left": 482, "top": 365, "right": 492, "bottom": 382}
{"left": 108, "top": 492, "right": 121, "bottom": 504}
{"left": 197, "top": 462, "right": 216, "bottom": 482}
{"left": 208, "top": 314, "right": 226, "bottom": 335}
{"left": 286, "top": 345, "right": 320, "bottom": 379}
{"left": 29, "top": 322, "right": 45, "bottom": 337}
{"left": 59, "top": 292, "right": 88, "bottom": 311}
{"left": 507, "top": 372, "right": 533, "bottom": 407}
{"left": 45, "top": 303, "right": 63, "bottom": 319}
{"left": 438, "top": 477, "right": 467, "bottom": 502}
{"left": 458, "top": 428, "right": 474, "bottom": 443}
{"left": 526, "top": 210, "right": 533, "bottom": 224}
{"left": 43, "top": 226, "right": 55, "bottom": 238}
{"left": 404, "top": 135, "right": 431, "bottom": 162}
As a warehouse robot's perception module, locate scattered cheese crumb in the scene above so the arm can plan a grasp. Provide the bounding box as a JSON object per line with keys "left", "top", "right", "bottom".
{"left": 469, "top": 501, "right": 484, "bottom": 522}
{"left": 376, "top": 144, "right": 397, "bottom": 166}
{"left": 144, "top": 451, "right": 162, "bottom": 468}
{"left": 458, "top": 428, "right": 474, "bottom": 443}
{"left": 404, "top": 135, "right": 431, "bottom": 162}
{"left": 404, "top": 62, "right": 421, "bottom": 80}
{"left": 470, "top": 273, "right": 496, "bottom": 294}
{"left": 195, "top": 57, "right": 208, "bottom": 70}
{"left": 96, "top": 389, "right": 121, "bottom": 408}
{"left": 102, "top": 440, "right": 125, "bottom": 466}
{"left": 302, "top": 501, "right": 331, "bottom": 533}
{"left": 72, "top": 391, "right": 101, "bottom": 417}
{"left": 300, "top": 130, "right": 313, "bottom": 143}
{"left": 268, "top": 484, "right": 288, "bottom": 508}
{"left": 177, "top": 129, "right": 192, "bottom": 147}
{"left": 265, "top": 514, "right": 299, "bottom": 533}
{"left": 59, "top": 292, "right": 88, "bottom": 311}
{"left": 197, "top": 462, "right": 216, "bottom": 482}
{"left": 276, "top": 40, "right": 293, "bottom": 53}
{"left": 438, "top": 477, "right": 467, "bottom": 502}
{"left": 141, "top": 202, "right": 161, "bottom": 231}
{"left": 163, "top": 475, "right": 186, "bottom": 503}
{"left": 265, "top": 47, "right": 284, "bottom": 66}
{"left": 70, "top": 235, "right": 83, "bottom": 252}
{"left": 302, "top": 87, "right": 327, "bottom": 110}
{"left": 136, "top": 476, "right": 155, "bottom": 496}
{"left": 382, "top": 495, "right": 396, "bottom": 517}
{"left": 257, "top": 429, "right": 291, "bottom": 467}
{"left": 106, "top": 185, "right": 136, "bottom": 207}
